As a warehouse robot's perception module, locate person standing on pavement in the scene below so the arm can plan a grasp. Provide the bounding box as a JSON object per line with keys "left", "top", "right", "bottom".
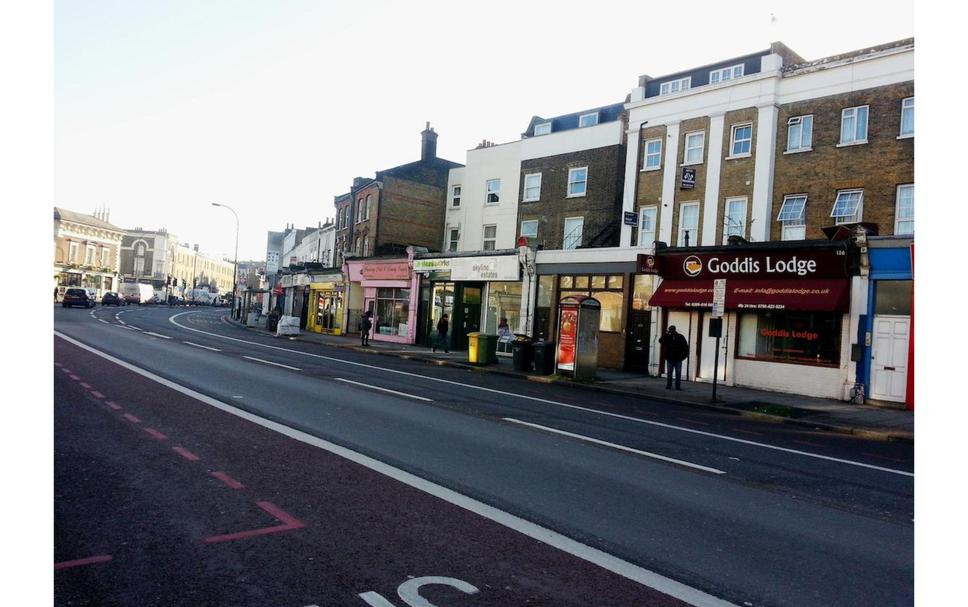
{"left": 360, "top": 311, "right": 373, "bottom": 347}
{"left": 658, "top": 325, "right": 689, "bottom": 390}
{"left": 433, "top": 314, "right": 449, "bottom": 353}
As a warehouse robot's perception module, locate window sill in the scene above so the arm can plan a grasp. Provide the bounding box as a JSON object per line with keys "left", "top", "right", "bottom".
{"left": 681, "top": 161, "right": 704, "bottom": 167}
{"left": 521, "top": 198, "right": 540, "bottom": 203}
{"left": 725, "top": 153, "right": 752, "bottom": 161}
{"left": 897, "top": 134, "right": 914, "bottom": 140}
{"left": 640, "top": 166, "right": 661, "bottom": 172}
{"left": 836, "top": 140, "right": 868, "bottom": 148}
{"left": 566, "top": 193, "right": 587, "bottom": 199}
{"left": 783, "top": 147, "right": 813, "bottom": 155}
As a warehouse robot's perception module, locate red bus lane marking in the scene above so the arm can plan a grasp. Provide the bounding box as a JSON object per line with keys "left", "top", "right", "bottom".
{"left": 144, "top": 427, "right": 168, "bottom": 441}
{"left": 202, "top": 501, "right": 305, "bottom": 545}
{"left": 173, "top": 447, "right": 200, "bottom": 461}
{"left": 210, "top": 471, "right": 245, "bottom": 489}
{"left": 105, "top": 401, "right": 123, "bottom": 410}
{"left": 122, "top": 413, "right": 142, "bottom": 423}
{"left": 90, "top": 391, "right": 105, "bottom": 399}
{"left": 54, "top": 555, "right": 113, "bottom": 570}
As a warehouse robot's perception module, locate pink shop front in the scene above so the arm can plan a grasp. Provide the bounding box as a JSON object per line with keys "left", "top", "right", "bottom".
{"left": 344, "top": 257, "right": 420, "bottom": 344}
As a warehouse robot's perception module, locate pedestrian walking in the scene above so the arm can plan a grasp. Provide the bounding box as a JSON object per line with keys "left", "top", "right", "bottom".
{"left": 360, "top": 311, "right": 373, "bottom": 346}
{"left": 433, "top": 313, "right": 449, "bottom": 353}
{"left": 658, "top": 325, "right": 689, "bottom": 390}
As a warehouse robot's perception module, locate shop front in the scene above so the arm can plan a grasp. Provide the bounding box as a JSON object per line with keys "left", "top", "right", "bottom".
{"left": 344, "top": 258, "right": 419, "bottom": 344}
{"left": 307, "top": 273, "right": 346, "bottom": 335}
{"left": 647, "top": 242, "right": 859, "bottom": 400}
{"left": 862, "top": 237, "right": 914, "bottom": 408}
{"left": 533, "top": 248, "right": 650, "bottom": 371}
{"left": 413, "top": 252, "right": 522, "bottom": 351}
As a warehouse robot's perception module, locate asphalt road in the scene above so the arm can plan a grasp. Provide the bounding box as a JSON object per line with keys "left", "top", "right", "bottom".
{"left": 53, "top": 305, "right": 914, "bottom": 606}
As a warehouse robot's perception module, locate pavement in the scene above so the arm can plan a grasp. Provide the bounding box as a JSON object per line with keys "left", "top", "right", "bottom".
{"left": 234, "top": 316, "right": 914, "bottom": 443}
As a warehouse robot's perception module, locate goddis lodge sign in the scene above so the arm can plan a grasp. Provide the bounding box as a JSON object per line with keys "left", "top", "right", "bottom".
{"left": 650, "top": 248, "right": 851, "bottom": 280}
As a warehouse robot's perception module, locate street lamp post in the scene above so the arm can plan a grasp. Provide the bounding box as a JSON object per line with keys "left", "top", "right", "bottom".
{"left": 211, "top": 203, "right": 239, "bottom": 318}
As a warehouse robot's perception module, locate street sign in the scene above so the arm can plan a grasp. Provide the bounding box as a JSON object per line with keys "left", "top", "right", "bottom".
{"left": 712, "top": 278, "right": 726, "bottom": 318}
{"left": 623, "top": 211, "right": 638, "bottom": 226}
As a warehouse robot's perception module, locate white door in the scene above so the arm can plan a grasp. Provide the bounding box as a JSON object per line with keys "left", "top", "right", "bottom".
{"left": 698, "top": 313, "right": 727, "bottom": 382}
{"left": 870, "top": 315, "right": 910, "bottom": 402}
{"left": 666, "top": 310, "right": 693, "bottom": 379}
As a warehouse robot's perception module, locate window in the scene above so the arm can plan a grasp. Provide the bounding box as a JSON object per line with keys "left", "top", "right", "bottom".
{"left": 710, "top": 64, "right": 744, "bottom": 84}
{"left": 895, "top": 184, "right": 914, "bottom": 235}
{"left": 638, "top": 206, "right": 657, "bottom": 247}
{"left": 563, "top": 217, "right": 584, "bottom": 250}
{"left": 729, "top": 124, "right": 752, "bottom": 157}
{"left": 787, "top": 115, "right": 813, "bottom": 152}
{"left": 523, "top": 173, "right": 542, "bottom": 202}
{"left": 677, "top": 202, "right": 700, "bottom": 246}
{"left": 452, "top": 185, "right": 461, "bottom": 207}
{"left": 777, "top": 195, "right": 807, "bottom": 240}
{"left": 660, "top": 77, "right": 691, "bottom": 96}
{"left": 831, "top": 189, "right": 863, "bottom": 224}
{"left": 684, "top": 131, "right": 705, "bottom": 164}
{"left": 362, "top": 237, "right": 369, "bottom": 257}
{"left": 556, "top": 274, "right": 624, "bottom": 332}
{"left": 69, "top": 242, "right": 78, "bottom": 263}
{"left": 900, "top": 97, "right": 914, "bottom": 137}
{"left": 578, "top": 112, "right": 599, "bottom": 128}
{"left": 85, "top": 245, "right": 95, "bottom": 266}
{"left": 482, "top": 225, "right": 497, "bottom": 250}
{"left": 365, "top": 194, "right": 371, "bottom": 219}
{"left": 840, "top": 106, "right": 869, "bottom": 145}
{"left": 486, "top": 179, "right": 501, "bottom": 204}
{"left": 520, "top": 220, "right": 538, "bottom": 238}
{"left": 534, "top": 121, "right": 552, "bottom": 136}
{"left": 643, "top": 138, "right": 662, "bottom": 170}
{"left": 737, "top": 311, "right": 843, "bottom": 366}
{"left": 567, "top": 167, "right": 588, "bottom": 197}
{"left": 448, "top": 228, "right": 460, "bottom": 252}
{"left": 723, "top": 197, "right": 748, "bottom": 242}
{"left": 100, "top": 248, "right": 109, "bottom": 267}
{"left": 375, "top": 288, "right": 411, "bottom": 337}
{"left": 357, "top": 198, "right": 365, "bottom": 222}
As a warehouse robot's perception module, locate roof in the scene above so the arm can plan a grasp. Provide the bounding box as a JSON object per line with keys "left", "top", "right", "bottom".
{"left": 523, "top": 102, "right": 625, "bottom": 137}
{"left": 781, "top": 38, "right": 913, "bottom": 75}
{"left": 376, "top": 157, "right": 464, "bottom": 183}
{"left": 53, "top": 207, "right": 123, "bottom": 232}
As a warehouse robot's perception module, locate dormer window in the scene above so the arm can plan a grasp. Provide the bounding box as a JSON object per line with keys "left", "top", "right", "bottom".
{"left": 710, "top": 64, "right": 744, "bottom": 84}
{"left": 578, "top": 112, "right": 599, "bottom": 128}
{"left": 533, "top": 122, "right": 552, "bottom": 136}
{"left": 659, "top": 77, "right": 691, "bottom": 96}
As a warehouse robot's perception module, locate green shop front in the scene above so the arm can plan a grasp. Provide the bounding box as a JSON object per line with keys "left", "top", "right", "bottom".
{"left": 413, "top": 252, "right": 522, "bottom": 351}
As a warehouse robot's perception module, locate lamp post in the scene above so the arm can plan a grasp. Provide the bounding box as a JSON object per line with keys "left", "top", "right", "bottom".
{"left": 211, "top": 203, "right": 239, "bottom": 318}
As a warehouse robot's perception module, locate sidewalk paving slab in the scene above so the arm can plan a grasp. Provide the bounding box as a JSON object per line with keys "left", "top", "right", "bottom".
{"left": 233, "top": 319, "right": 913, "bottom": 443}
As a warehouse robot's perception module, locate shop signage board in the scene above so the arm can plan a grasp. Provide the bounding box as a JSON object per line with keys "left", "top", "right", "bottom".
{"left": 360, "top": 261, "right": 410, "bottom": 280}
{"left": 680, "top": 167, "right": 696, "bottom": 189}
{"left": 450, "top": 256, "right": 520, "bottom": 281}
{"left": 413, "top": 258, "right": 452, "bottom": 273}
{"left": 636, "top": 254, "right": 659, "bottom": 275}
{"left": 659, "top": 248, "right": 850, "bottom": 280}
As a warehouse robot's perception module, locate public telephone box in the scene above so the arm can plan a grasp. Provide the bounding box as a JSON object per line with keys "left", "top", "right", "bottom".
{"left": 556, "top": 295, "right": 601, "bottom": 381}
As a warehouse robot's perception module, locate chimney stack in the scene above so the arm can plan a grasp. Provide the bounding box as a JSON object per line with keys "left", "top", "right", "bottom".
{"left": 421, "top": 121, "right": 438, "bottom": 161}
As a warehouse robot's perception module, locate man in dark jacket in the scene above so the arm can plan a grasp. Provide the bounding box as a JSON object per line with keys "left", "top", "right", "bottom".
{"left": 433, "top": 314, "right": 449, "bottom": 353}
{"left": 360, "top": 311, "right": 373, "bottom": 346}
{"left": 658, "top": 325, "right": 689, "bottom": 390}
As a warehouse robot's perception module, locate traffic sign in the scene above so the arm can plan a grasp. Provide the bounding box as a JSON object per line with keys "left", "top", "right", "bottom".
{"left": 712, "top": 279, "right": 726, "bottom": 318}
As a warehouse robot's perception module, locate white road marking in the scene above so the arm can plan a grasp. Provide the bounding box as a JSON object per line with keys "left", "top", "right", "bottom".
{"left": 144, "top": 331, "right": 170, "bottom": 339}
{"left": 53, "top": 330, "right": 737, "bottom": 607}
{"left": 183, "top": 341, "right": 222, "bottom": 352}
{"left": 335, "top": 378, "right": 433, "bottom": 402}
{"left": 168, "top": 311, "right": 913, "bottom": 478}
{"left": 505, "top": 418, "right": 726, "bottom": 475}
{"left": 97, "top": 319, "right": 109, "bottom": 324}
{"left": 242, "top": 356, "right": 301, "bottom": 371}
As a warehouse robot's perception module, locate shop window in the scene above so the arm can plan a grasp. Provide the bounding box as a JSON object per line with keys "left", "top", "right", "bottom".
{"left": 737, "top": 311, "right": 842, "bottom": 366}
{"left": 555, "top": 274, "right": 625, "bottom": 333}
{"left": 485, "top": 282, "right": 521, "bottom": 335}
{"left": 632, "top": 274, "right": 652, "bottom": 310}
{"left": 375, "top": 288, "right": 410, "bottom": 337}
{"left": 534, "top": 275, "right": 556, "bottom": 339}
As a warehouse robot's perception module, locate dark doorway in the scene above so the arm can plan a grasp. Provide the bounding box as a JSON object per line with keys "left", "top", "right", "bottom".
{"left": 626, "top": 309, "right": 651, "bottom": 374}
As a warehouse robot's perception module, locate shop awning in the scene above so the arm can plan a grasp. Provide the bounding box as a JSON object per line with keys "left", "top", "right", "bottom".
{"left": 649, "top": 279, "right": 850, "bottom": 312}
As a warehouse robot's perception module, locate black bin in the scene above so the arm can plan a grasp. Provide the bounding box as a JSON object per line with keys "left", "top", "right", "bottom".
{"left": 512, "top": 339, "right": 533, "bottom": 372}
{"left": 532, "top": 340, "right": 556, "bottom": 375}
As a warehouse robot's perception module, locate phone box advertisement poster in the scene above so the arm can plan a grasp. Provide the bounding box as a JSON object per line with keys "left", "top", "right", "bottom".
{"left": 557, "top": 309, "right": 578, "bottom": 371}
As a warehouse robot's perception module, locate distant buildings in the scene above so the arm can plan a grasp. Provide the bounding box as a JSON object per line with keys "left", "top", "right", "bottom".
{"left": 53, "top": 207, "right": 123, "bottom": 298}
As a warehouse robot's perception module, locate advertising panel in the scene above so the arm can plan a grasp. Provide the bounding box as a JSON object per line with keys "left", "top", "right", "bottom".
{"left": 557, "top": 308, "right": 578, "bottom": 372}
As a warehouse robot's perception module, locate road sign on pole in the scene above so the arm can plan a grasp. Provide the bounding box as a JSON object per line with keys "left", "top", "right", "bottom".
{"left": 712, "top": 279, "right": 726, "bottom": 319}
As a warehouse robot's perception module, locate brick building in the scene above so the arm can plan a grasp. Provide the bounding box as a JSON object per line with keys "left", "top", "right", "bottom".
{"left": 53, "top": 207, "right": 124, "bottom": 299}
{"left": 618, "top": 39, "right": 914, "bottom": 403}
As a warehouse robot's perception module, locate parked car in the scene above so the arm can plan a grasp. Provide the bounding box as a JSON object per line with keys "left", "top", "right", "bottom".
{"left": 62, "top": 287, "right": 96, "bottom": 308}
{"left": 101, "top": 291, "right": 125, "bottom": 306}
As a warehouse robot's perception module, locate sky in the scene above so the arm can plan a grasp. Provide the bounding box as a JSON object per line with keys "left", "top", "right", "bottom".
{"left": 53, "top": 0, "right": 915, "bottom": 262}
